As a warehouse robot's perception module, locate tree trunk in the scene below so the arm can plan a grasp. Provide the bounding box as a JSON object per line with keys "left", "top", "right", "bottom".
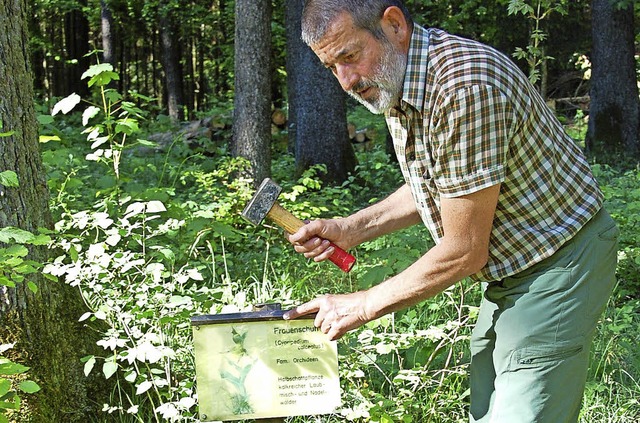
{"left": 64, "top": 0, "right": 90, "bottom": 97}
{"left": 218, "top": 0, "right": 233, "bottom": 98}
{"left": 100, "top": 0, "right": 116, "bottom": 66}
{"left": 0, "top": 1, "right": 106, "bottom": 420}
{"left": 197, "top": 27, "right": 208, "bottom": 113}
{"left": 586, "top": 0, "right": 639, "bottom": 156}
{"left": 232, "top": 0, "right": 272, "bottom": 184}
{"left": 28, "top": 10, "right": 45, "bottom": 94}
{"left": 184, "top": 38, "right": 195, "bottom": 119}
{"left": 159, "top": 0, "right": 185, "bottom": 121}
{"left": 285, "top": 0, "right": 356, "bottom": 184}
{"left": 49, "top": 17, "right": 66, "bottom": 97}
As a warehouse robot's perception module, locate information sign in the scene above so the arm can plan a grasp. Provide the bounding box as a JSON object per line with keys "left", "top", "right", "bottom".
{"left": 192, "top": 307, "right": 340, "bottom": 421}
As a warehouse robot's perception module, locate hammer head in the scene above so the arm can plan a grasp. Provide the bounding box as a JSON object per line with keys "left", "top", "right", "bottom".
{"left": 241, "top": 178, "right": 282, "bottom": 226}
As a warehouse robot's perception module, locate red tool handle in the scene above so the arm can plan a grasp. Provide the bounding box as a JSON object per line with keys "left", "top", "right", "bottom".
{"left": 327, "top": 242, "right": 356, "bottom": 273}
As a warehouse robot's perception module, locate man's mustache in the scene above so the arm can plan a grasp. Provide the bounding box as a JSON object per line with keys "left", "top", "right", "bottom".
{"left": 351, "top": 80, "right": 378, "bottom": 95}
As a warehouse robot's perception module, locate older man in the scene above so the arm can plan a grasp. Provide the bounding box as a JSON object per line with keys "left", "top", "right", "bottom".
{"left": 283, "top": 1, "right": 618, "bottom": 422}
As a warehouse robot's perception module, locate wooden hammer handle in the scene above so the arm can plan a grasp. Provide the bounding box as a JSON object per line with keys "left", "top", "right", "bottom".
{"left": 267, "top": 202, "right": 306, "bottom": 234}
{"left": 267, "top": 203, "right": 356, "bottom": 273}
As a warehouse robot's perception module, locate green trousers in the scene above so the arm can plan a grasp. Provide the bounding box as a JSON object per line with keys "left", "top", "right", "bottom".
{"left": 469, "top": 208, "right": 619, "bottom": 423}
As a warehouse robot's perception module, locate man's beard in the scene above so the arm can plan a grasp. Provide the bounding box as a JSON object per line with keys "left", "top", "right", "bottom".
{"left": 348, "top": 38, "right": 407, "bottom": 114}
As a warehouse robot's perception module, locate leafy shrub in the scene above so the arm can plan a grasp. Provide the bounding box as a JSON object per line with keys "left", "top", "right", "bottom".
{"left": 37, "top": 64, "right": 640, "bottom": 422}
{"left": 0, "top": 344, "right": 41, "bottom": 423}
{"left": 0, "top": 227, "right": 45, "bottom": 423}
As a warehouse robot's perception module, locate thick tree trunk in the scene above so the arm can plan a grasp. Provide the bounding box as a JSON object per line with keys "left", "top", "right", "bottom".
{"left": 586, "top": 0, "right": 639, "bottom": 156}
{"left": 159, "top": 0, "right": 185, "bottom": 122}
{"left": 232, "top": 0, "right": 272, "bottom": 184}
{"left": 285, "top": 0, "right": 356, "bottom": 184}
{"left": 0, "top": 1, "right": 106, "bottom": 420}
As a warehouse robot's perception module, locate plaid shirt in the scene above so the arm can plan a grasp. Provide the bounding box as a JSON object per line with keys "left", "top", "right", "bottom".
{"left": 386, "top": 26, "right": 603, "bottom": 282}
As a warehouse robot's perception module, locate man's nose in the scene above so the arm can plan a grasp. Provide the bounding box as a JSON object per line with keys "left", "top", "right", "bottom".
{"left": 335, "top": 64, "right": 358, "bottom": 92}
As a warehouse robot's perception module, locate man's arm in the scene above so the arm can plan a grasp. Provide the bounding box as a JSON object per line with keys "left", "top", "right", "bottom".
{"left": 284, "top": 183, "right": 501, "bottom": 340}
{"left": 349, "top": 183, "right": 424, "bottom": 244}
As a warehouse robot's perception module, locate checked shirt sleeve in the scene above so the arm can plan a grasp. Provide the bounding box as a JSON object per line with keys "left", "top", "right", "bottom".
{"left": 431, "top": 85, "right": 515, "bottom": 198}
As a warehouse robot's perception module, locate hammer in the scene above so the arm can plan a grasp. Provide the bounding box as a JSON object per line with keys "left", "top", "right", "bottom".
{"left": 241, "top": 178, "right": 356, "bottom": 273}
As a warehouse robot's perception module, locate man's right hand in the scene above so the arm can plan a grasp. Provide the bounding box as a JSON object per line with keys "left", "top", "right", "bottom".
{"left": 286, "top": 184, "right": 422, "bottom": 262}
{"left": 286, "top": 218, "right": 351, "bottom": 263}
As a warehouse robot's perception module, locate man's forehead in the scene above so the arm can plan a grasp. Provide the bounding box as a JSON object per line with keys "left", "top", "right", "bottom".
{"left": 311, "top": 12, "right": 366, "bottom": 63}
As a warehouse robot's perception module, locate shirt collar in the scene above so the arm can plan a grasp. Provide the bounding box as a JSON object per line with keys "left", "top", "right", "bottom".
{"left": 399, "top": 24, "right": 431, "bottom": 111}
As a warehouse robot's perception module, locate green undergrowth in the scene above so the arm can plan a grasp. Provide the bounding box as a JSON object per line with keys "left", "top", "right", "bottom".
{"left": 31, "top": 65, "right": 640, "bottom": 422}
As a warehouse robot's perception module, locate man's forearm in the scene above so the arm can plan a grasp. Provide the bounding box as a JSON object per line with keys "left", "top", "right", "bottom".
{"left": 346, "top": 183, "right": 422, "bottom": 246}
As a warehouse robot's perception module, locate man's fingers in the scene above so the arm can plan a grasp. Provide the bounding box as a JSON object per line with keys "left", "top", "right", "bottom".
{"left": 326, "top": 325, "right": 343, "bottom": 341}
{"left": 283, "top": 299, "right": 320, "bottom": 320}
{"left": 291, "top": 237, "right": 333, "bottom": 261}
{"left": 312, "top": 243, "right": 335, "bottom": 261}
{"left": 300, "top": 237, "right": 323, "bottom": 253}
{"left": 288, "top": 221, "right": 319, "bottom": 244}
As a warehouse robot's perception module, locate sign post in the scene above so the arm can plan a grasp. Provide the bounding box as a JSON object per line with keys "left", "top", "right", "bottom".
{"left": 191, "top": 304, "right": 341, "bottom": 422}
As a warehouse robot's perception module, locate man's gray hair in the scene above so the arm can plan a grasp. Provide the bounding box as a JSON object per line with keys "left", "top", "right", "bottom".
{"left": 301, "top": 0, "right": 413, "bottom": 46}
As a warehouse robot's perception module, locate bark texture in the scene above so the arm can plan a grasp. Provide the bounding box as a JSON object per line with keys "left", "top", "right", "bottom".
{"left": 160, "top": 0, "right": 185, "bottom": 121}
{"left": 100, "top": 0, "right": 116, "bottom": 66}
{"left": 0, "top": 0, "right": 105, "bottom": 420}
{"left": 586, "top": 0, "right": 639, "bottom": 156}
{"left": 232, "top": 0, "right": 272, "bottom": 184}
{"left": 285, "top": 0, "right": 356, "bottom": 184}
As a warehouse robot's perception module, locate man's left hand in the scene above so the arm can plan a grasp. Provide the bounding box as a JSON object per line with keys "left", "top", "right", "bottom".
{"left": 283, "top": 291, "right": 373, "bottom": 340}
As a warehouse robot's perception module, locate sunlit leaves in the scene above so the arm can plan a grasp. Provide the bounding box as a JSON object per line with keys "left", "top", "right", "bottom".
{"left": 52, "top": 93, "right": 81, "bottom": 115}
{"left": 39, "top": 135, "right": 61, "bottom": 143}
{"left": 82, "top": 106, "right": 100, "bottom": 126}
{"left": 0, "top": 171, "right": 18, "bottom": 188}
{"left": 102, "top": 360, "right": 118, "bottom": 379}
{"left": 18, "top": 381, "right": 40, "bottom": 394}
{"left": 82, "top": 356, "right": 95, "bottom": 377}
{"left": 0, "top": 228, "right": 34, "bottom": 244}
{"left": 81, "top": 63, "right": 120, "bottom": 88}
{"left": 135, "top": 380, "right": 152, "bottom": 395}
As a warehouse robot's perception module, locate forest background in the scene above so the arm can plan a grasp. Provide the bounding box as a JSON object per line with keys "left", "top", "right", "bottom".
{"left": 0, "top": 0, "right": 639, "bottom": 422}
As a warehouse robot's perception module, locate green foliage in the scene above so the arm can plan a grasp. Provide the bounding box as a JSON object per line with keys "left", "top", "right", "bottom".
{"left": 36, "top": 59, "right": 640, "bottom": 422}
{"left": 15, "top": 1, "right": 637, "bottom": 421}
{"left": 0, "top": 117, "right": 15, "bottom": 139}
{"left": 0, "top": 172, "right": 18, "bottom": 189}
{"left": 508, "top": 0, "right": 568, "bottom": 87}
{"left": 334, "top": 286, "right": 477, "bottom": 423}
{"left": 0, "top": 121, "right": 18, "bottom": 191}
{"left": 0, "top": 344, "right": 41, "bottom": 423}
{"left": 0, "top": 227, "right": 51, "bottom": 294}
{"left": 0, "top": 126, "right": 47, "bottom": 422}
{"left": 42, "top": 64, "right": 296, "bottom": 421}
{"left": 579, "top": 164, "right": 640, "bottom": 423}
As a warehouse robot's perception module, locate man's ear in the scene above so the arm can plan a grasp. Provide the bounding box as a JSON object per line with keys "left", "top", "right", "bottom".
{"left": 380, "top": 6, "right": 411, "bottom": 52}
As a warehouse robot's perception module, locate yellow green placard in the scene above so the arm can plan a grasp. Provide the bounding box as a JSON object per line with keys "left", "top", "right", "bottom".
{"left": 192, "top": 314, "right": 340, "bottom": 421}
